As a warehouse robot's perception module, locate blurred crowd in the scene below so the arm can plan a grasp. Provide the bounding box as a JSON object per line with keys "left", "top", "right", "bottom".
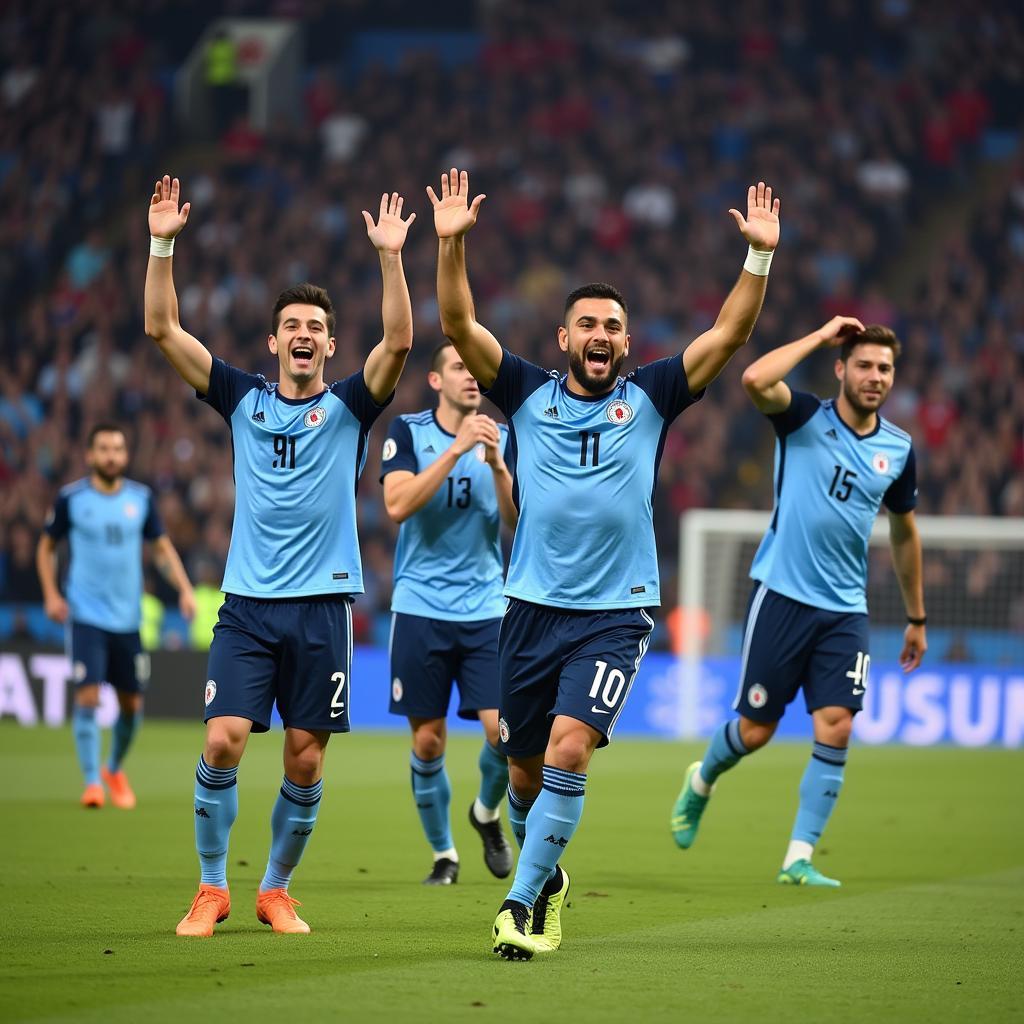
{"left": 1, "top": 0, "right": 1022, "bottom": 649}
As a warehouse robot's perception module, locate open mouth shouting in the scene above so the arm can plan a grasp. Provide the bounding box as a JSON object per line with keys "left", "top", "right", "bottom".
{"left": 291, "top": 345, "right": 315, "bottom": 372}
{"left": 585, "top": 344, "right": 611, "bottom": 375}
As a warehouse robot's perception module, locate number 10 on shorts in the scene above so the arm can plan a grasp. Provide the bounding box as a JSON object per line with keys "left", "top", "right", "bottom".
{"left": 589, "top": 659, "right": 627, "bottom": 711}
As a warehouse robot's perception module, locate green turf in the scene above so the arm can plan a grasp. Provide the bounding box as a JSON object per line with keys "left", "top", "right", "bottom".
{"left": 1, "top": 722, "right": 1021, "bottom": 1023}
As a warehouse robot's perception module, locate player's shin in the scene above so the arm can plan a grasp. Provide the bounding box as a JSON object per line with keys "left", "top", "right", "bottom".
{"left": 506, "top": 784, "right": 534, "bottom": 849}
{"left": 108, "top": 710, "right": 141, "bottom": 772}
{"left": 410, "top": 752, "right": 455, "bottom": 856}
{"left": 783, "top": 742, "right": 847, "bottom": 869}
{"left": 260, "top": 776, "right": 323, "bottom": 891}
{"left": 476, "top": 741, "right": 509, "bottom": 821}
{"left": 194, "top": 757, "right": 239, "bottom": 888}
{"left": 72, "top": 704, "right": 101, "bottom": 786}
{"left": 696, "top": 719, "right": 750, "bottom": 792}
{"left": 506, "top": 766, "right": 585, "bottom": 906}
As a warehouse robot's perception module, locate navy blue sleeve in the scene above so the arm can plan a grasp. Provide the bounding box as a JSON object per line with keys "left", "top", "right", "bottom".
{"left": 501, "top": 425, "right": 515, "bottom": 473}
{"left": 142, "top": 490, "right": 164, "bottom": 540}
{"left": 766, "top": 390, "right": 822, "bottom": 438}
{"left": 628, "top": 355, "right": 704, "bottom": 422}
{"left": 44, "top": 492, "right": 70, "bottom": 540}
{"left": 482, "top": 349, "right": 554, "bottom": 418}
{"left": 198, "top": 357, "right": 263, "bottom": 422}
{"left": 883, "top": 446, "right": 918, "bottom": 514}
{"left": 379, "top": 417, "right": 418, "bottom": 481}
{"left": 331, "top": 369, "right": 394, "bottom": 431}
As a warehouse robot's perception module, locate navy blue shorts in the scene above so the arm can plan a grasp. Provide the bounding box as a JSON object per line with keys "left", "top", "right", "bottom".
{"left": 388, "top": 612, "right": 500, "bottom": 721}
{"left": 204, "top": 594, "right": 353, "bottom": 733}
{"left": 733, "top": 583, "right": 871, "bottom": 723}
{"left": 497, "top": 599, "right": 655, "bottom": 757}
{"left": 70, "top": 622, "right": 149, "bottom": 693}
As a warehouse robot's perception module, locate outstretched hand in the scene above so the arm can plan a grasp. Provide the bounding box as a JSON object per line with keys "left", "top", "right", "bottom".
{"left": 149, "top": 175, "right": 191, "bottom": 239}
{"left": 729, "top": 181, "right": 781, "bottom": 252}
{"left": 427, "top": 168, "right": 486, "bottom": 239}
{"left": 817, "top": 315, "right": 866, "bottom": 348}
{"left": 363, "top": 192, "right": 416, "bottom": 254}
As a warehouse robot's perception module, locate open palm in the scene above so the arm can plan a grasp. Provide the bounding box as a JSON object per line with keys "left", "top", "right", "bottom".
{"left": 729, "top": 181, "right": 781, "bottom": 251}
{"left": 363, "top": 192, "right": 416, "bottom": 253}
{"left": 149, "top": 175, "right": 190, "bottom": 238}
{"left": 427, "top": 168, "right": 486, "bottom": 239}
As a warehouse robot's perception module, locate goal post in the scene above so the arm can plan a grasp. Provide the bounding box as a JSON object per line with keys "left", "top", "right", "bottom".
{"left": 676, "top": 510, "right": 1024, "bottom": 745}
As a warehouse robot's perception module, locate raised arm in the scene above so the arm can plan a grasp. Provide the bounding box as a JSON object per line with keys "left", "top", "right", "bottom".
{"left": 681, "top": 182, "right": 781, "bottom": 394}
{"left": 144, "top": 176, "right": 213, "bottom": 394}
{"left": 741, "top": 316, "right": 866, "bottom": 414}
{"left": 428, "top": 169, "right": 503, "bottom": 389}
{"left": 888, "top": 509, "right": 927, "bottom": 673}
{"left": 362, "top": 192, "right": 417, "bottom": 404}
{"left": 150, "top": 534, "right": 197, "bottom": 621}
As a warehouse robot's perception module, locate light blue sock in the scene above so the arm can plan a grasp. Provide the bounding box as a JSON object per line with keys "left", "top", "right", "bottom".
{"left": 194, "top": 757, "right": 238, "bottom": 888}
{"left": 792, "top": 742, "right": 847, "bottom": 846}
{"left": 72, "top": 704, "right": 100, "bottom": 786}
{"left": 107, "top": 711, "right": 140, "bottom": 772}
{"left": 506, "top": 766, "right": 585, "bottom": 907}
{"left": 260, "top": 776, "right": 323, "bottom": 892}
{"left": 478, "top": 742, "right": 509, "bottom": 812}
{"left": 506, "top": 784, "right": 534, "bottom": 850}
{"left": 410, "top": 752, "right": 453, "bottom": 853}
{"left": 699, "top": 719, "right": 750, "bottom": 787}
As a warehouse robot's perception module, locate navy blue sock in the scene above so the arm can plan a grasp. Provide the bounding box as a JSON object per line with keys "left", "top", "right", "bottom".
{"left": 792, "top": 742, "right": 847, "bottom": 846}
{"left": 410, "top": 752, "right": 454, "bottom": 854}
{"left": 477, "top": 742, "right": 509, "bottom": 812}
{"left": 699, "top": 719, "right": 750, "bottom": 788}
{"left": 107, "top": 711, "right": 140, "bottom": 772}
{"left": 194, "top": 757, "right": 238, "bottom": 888}
{"left": 506, "top": 766, "right": 585, "bottom": 907}
{"left": 72, "top": 705, "right": 100, "bottom": 785}
{"left": 260, "top": 776, "right": 323, "bottom": 892}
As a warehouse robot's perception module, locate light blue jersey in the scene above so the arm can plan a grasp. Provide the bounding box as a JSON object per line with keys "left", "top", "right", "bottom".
{"left": 750, "top": 391, "right": 917, "bottom": 614}
{"left": 45, "top": 478, "right": 163, "bottom": 632}
{"left": 484, "top": 349, "right": 701, "bottom": 610}
{"left": 381, "top": 410, "right": 511, "bottom": 621}
{"left": 199, "top": 357, "right": 391, "bottom": 598}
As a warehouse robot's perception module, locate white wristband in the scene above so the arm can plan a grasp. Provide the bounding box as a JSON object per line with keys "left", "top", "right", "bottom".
{"left": 743, "top": 245, "right": 773, "bottom": 276}
{"left": 150, "top": 235, "right": 175, "bottom": 258}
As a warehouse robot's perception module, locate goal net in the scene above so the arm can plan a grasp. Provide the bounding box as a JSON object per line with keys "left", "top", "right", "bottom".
{"left": 675, "top": 511, "right": 1024, "bottom": 746}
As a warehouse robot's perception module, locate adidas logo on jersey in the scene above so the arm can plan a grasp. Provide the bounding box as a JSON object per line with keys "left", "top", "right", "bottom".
{"left": 825, "top": 428, "right": 838, "bottom": 440}
{"left": 543, "top": 406, "right": 559, "bottom": 419}
{"left": 252, "top": 410, "right": 266, "bottom": 423}
{"left": 423, "top": 444, "right": 436, "bottom": 453}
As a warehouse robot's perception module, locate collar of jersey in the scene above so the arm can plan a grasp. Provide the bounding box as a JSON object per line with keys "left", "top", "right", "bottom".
{"left": 273, "top": 386, "right": 328, "bottom": 406}
{"left": 558, "top": 375, "right": 622, "bottom": 403}
{"left": 430, "top": 410, "right": 457, "bottom": 438}
{"left": 828, "top": 399, "right": 881, "bottom": 441}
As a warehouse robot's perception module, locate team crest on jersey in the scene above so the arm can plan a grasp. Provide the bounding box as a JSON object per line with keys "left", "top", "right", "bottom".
{"left": 498, "top": 717, "right": 510, "bottom": 744}
{"left": 205, "top": 679, "right": 217, "bottom": 706}
{"left": 606, "top": 399, "right": 633, "bottom": 424}
{"left": 475, "top": 443, "right": 486, "bottom": 462}
{"left": 304, "top": 407, "right": 327, "bottom": 428}
{"left": 382, "top": 438, "right": 397, "bottom": 461}
{"left": 73, "top": 661, "right": 87, "bottom": 683}
{"left": 747, "top": 683, "right": 768, "bottom": 709}
{"left": 392, "top": 677, "right": 403, "bottom": 702}
{"left": 872, "top": 452, "right": 890, "bottom": 474}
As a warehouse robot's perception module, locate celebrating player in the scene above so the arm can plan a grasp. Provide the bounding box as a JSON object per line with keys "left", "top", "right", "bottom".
{"left": 144, "top": 175, "right": 415, "bottom": 937}
{"left": 670, "top": 317, "right": 926, "bottom": 886}
{"left": 381, "top": 341, "right": 518, "bottom": 886}
{"left": 429, "top": 168, "right": 780, "bottom": 959}
{"left": 37, "top": 424, "right": 196, "bottom": 809}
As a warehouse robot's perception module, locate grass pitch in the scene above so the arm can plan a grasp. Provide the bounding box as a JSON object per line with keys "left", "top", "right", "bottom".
{"left": 0, "top": 721, "right": 1020, "bottom": 1023}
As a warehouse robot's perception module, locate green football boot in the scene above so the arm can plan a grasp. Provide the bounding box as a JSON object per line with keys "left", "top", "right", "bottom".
{"left": 492, "top": 900, "right": 536, "bottom": 960}
{"left": 531, "top": 866, "right": 570, "bottom": 952}
{"left": 670, "top": 761, "right": 710, "bottom": 849}
{"left": 777, "top": 859, "right": 841, "bottom": 887}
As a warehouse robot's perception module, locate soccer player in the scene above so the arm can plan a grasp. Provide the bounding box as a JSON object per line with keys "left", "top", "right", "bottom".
{"left": 428, "top": 168, "right": 781, "bottom": 959}
{"left": 381, "top": 341, "right": 518, "bottom": 885}
{"left": 143, "top": 175, "right": 416, "bottom": 937}
{"left": 36, "top": 424, "right": 196, "bottom": 809}
{"left": 670, "top": 316, "right": 926, "bottom": 887}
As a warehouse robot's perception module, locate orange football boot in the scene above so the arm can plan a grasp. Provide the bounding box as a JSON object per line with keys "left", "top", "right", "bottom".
{"left": 256, "top": 889, "right": 310, "bottom": 934}
{"left": 80, "top": 782, "right": 105, "bottom": 808}
{"left": 176, "top": 885, "right": 231, "bottom": 937}
{"left": 101, "top": 767, "right": 136, "bottom": 809}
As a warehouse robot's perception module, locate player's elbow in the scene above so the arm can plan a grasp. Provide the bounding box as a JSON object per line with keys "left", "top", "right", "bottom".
{"left": 383, "top": 496, "right": 409, "bottom": 524}
{"left": 741, "top": 366, "right": 767, "bottom": 397}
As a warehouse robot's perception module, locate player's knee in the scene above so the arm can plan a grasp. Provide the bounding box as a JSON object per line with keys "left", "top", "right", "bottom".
{"left": 203, "top": 726, "right": 246, "bottom": 767}
{"left": 738, "top": 717, "right": 776, "bottom": 751}
{"left": 547, "top": 730, "right": 595, "bottom": 774}
{"left": 75, "top": 686, "right": 101, "bottom": 709}
{"left": 815, "top": 708, "right": 853, "bottom": 747}
{"left": 410, "top": 719, "right": 446, "bottom": 761}
{"left": 284, "top": 744, "right": 324, "bottom": 785}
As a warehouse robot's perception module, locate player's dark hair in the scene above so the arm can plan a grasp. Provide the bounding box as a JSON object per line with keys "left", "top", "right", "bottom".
{"left": 272, "top": 283, "right": 336, "bottom": 336}
{"left": 841, "top": 324, "right": 902, "bottom": 362}
{"left": 87, "top": 422, "right": 126, "bottom": 447}
{"left": 430, "top": 341, "right": 455, "bottom": 373}
{"left": 564, "top": 282, "right": 628, "bottom": 323}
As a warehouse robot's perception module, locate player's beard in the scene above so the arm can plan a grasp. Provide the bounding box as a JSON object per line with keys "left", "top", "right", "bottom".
{"left": 842, "top": 376, "right": 888, "bottom": 417}
{"left": 568, "top": 347, "right": 625, "bottom": 395}
{"left": 93, "top": 465, "right": 122, "bottom": 486}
